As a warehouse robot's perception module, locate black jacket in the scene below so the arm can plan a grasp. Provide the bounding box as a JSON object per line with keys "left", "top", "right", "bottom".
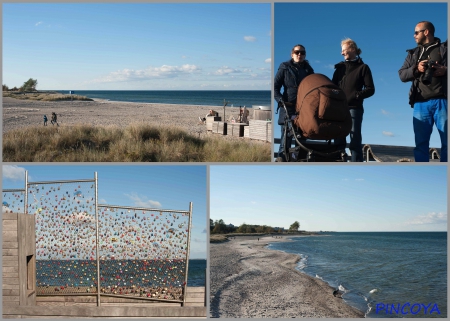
{"left": 332, "top": 57, "right": 375, "bottom": 110}
{"left": 274, "top": 59, "right": 314, "bottom": 121}
{"left": 398, "top": 38, "right": 447, "bottom": 107}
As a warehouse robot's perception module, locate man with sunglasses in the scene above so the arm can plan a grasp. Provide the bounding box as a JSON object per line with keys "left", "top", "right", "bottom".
{"left": 332, "top": 38, "right": 375, "bottom": 162}
{"left": 274, "top": 44, "right": 314, "bottom": 162}
{"left": 399, "top": 21, "right": 447, "bottom": 162}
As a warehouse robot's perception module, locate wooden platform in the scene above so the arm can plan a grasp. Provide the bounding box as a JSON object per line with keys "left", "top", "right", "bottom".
{"left": 273, "top": 139, "right": 443, "bottom": 162}
{"left": 3, "top": 287, "right": 206, "bottom": 318}
{"left": 211, "top": 121, "right": 227, "bottom": 135}
{"left": 363, "top": 144, "right": 442, "bottom": 162}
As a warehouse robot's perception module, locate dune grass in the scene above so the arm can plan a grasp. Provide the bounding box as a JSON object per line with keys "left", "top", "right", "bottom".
{"left": 3, "top": 91, "right": 93, "bottom": 101}
{"left": 210, "top": 234, "right": 229, "bottom": 243}
{"left": 3, "top": 123, "right": 271, "bottom": 162}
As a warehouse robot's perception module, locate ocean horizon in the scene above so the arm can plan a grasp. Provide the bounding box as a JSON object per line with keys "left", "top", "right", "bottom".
{"left": 53, "top": 90, "right": 271, "bottom": 108}
{"left": 268, "top": 232, "right": 447, "bottom": 318}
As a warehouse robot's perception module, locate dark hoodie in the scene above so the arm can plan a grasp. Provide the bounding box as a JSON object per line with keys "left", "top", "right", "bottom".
{"left": 274, "top": 59, "right": 314, "bottom": 112}
{"left": 332, "top": 57, "right": 375, "bottom": 110}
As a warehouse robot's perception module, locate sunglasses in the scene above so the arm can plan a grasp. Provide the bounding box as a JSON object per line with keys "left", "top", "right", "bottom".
{"left": 293, "top": 50, "right": 306, "bottom": 55}
{"left": 414, "top": 29, "right": 426, "bottom": 35}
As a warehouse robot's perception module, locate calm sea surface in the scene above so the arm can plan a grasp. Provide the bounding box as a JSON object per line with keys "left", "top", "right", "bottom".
{"left": 268, "top": 232, "right": 447, "bottom": 318}
{"left": 55, "top": 90, "right": 271, "bottom": 107}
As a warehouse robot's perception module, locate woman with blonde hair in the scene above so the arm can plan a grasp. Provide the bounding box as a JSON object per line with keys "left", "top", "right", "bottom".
{"left": 332, "top": 38, "right": 375, "bottom": 162}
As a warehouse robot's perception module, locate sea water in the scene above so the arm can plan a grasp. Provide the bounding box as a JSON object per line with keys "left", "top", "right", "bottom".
{"left": 268, "top": 232, "right": 447, "bottom": 318}
{"left": 55, "top": 90, "right": 271, "bottom": 108}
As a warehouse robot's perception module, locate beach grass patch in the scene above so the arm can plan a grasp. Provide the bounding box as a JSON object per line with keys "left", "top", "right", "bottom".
{"left": 3, "top": 123, "right": 271, "bottom": 162}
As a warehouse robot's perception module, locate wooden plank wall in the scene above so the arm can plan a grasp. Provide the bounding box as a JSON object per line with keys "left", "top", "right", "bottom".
{"left": 3, "top": 213, "right": 20, "bottom": 308}
{"left": 3, "top": 287, "right": 206, "bottom": 318}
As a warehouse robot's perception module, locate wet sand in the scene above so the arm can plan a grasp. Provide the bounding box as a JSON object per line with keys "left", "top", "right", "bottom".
{"left": 2, "top": 97, "right": 263, "bottom": 142}
{"left": 210, "top": 235, "right": 364, "bottom": 318}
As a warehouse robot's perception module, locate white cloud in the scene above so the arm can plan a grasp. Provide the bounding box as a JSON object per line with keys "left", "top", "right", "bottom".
{"left": 3, "top": 165, "right": 26, "bottom": 181}
{"left": 265, "top": 58, "right": 271, "bottom": 63}
{"left": 382, "top": 131, "right": 395, "bottom": 137}
{"left": 355, "top": 178, "right": 365, "bottom": 181}
{"left": 125, "top": 192, "right": 162, "bottom": 208}
{"left": 381, "top": 109, "right": 391, "bottom": 115}
{"left": 35, "top": 21, "right": 43, "bottom": 26}
{"left": 214, "top": 66, "right": 241, "bottom": 75}
{"left": 324, "top": 64, "right": 335, "bottom": 70}
{"left": 244, "top": 36, "right": 256, "bottom": 42}
{"left": 90, "top": 64, "right": 202, "bottom": 84}
{"left": 407, "top": 212, "right": 447, "bottom": 225}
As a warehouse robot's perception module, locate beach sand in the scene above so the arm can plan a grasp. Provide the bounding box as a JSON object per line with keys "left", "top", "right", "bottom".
{"left": 210, "top": 235, "right": 364, "bottom": 318}
{"left": 2, "top": 97, "right": 266, "bottom": 142}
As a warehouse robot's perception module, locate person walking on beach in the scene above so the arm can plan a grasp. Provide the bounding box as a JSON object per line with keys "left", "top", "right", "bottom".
{"left": 43, "top": 114, "right": 48, "bottom": 126}
{"left": 274, "top": 44, "right": 314, "bottom": 162}
{"left": 51, "top": 112, "right": 59, "bottom": 126}
{"left": 398, "top": 21, "right": 447, "bottom": 162}
{"left": 332, "top": 38, "right": 375, "bottom": 162}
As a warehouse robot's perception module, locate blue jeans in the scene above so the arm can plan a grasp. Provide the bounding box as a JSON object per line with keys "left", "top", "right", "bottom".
{"left": 335, "top": 109, "right": 364, "bottom": 162}
{"left": 413, "top": 98, "right": 447, "bottom": 162}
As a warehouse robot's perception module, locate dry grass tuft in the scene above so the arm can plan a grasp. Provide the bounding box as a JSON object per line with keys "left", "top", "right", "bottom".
{"left": 3, "top": 92, "right": 93, "bottom": 101}
{"left": 3, "top": 123, "right": 271, "bottom": 162}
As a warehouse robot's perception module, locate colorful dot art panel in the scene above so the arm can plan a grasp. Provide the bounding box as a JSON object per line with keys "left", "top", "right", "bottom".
{"left": 2, "top": 191, "right": 25, "bottom": 213}
{"left": 97, "top": 206, "right": 190, "bottom": 293}
{"left": 30, "top": 181, "right": 190, "bottom": 300}
{"left": 31, "top": 182, "right": 97, "bottom": 261}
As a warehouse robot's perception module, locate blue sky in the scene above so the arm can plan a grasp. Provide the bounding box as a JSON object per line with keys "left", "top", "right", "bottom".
{"left": 274, "top": 2, "right": 447, "bottom": 148}
{"left": 2, "top": 165, "right": 207, "bottom": 259}
{"left": 3, "top": 3, "right": 270, "bottom": 90}
{"left": 210, "top": 165, "right": 447, "bottom": 232}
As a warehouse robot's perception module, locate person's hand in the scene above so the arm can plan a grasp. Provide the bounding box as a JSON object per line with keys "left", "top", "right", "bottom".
{"left": 432, "top": 61, "right": 447, "bottom": 77}
{"left": 417, "top": 60, "right": 428, "bottom": 73}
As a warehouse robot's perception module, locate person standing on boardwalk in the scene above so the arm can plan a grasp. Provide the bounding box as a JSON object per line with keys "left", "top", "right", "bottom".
{"left": 398, "top": 21, "right": 447, "bottom": 162}
{"left": 274, "top": 44, "right": 314, "bottom": 162}
{"left": 332, "top": 38, "right": 375, "bottom": 162}
{"left": 43, "top": 115, "right": 48, "bottom": 126}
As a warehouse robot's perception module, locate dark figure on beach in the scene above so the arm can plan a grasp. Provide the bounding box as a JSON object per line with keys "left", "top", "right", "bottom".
{"left": 333, "top": 289, "right": 343, "bottom": 298}
{"left": 44, "top": 115, "right": 48, "bottom": 126}
{"left": 51, "top": 112, "right": 59, "bottom": 126}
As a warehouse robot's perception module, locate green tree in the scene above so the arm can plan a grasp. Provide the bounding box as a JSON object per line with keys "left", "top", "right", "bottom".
{"left": 289, "top": 221, "right": 300, "bottom": 232}
{"left": 2, "top": 84, "right": 9, "bottom": 91}
{"left": 22, "top": 78, "right": 38, "bottom": 92}
{"left": 212, "top": 219, "right": 227, "bottom": 234}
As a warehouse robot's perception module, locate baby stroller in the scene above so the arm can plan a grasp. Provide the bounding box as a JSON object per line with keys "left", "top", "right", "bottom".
{"left": 279, "top": 73, "right": 352, "bottom": 162}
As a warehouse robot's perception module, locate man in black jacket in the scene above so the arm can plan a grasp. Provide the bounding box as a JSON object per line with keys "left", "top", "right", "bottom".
{"left": 274, "top": 44, "right": 314, "bottom": 162}
{"left": 398, "top": 21, "right": 447, "bottom": 162}
{"left": 332, "top": 38, "right": 375, "bottom": 162}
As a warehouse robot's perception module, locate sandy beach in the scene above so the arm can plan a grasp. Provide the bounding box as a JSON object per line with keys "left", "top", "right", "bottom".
{"left": 2, "top": 97, "right": 266, "bottom": 142}
{"left": 210, "top": 235, "right": 364, "bottom": 318}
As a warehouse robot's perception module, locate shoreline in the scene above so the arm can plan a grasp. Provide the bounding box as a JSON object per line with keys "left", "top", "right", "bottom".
{"left": 210, "top": 235, "right": 364, "bottom": 318}
{"left": 2, "top": 97, "right": 268, "bottom": 143}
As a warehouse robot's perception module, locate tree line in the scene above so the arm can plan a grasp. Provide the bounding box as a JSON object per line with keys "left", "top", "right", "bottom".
{"left": 3, "top": 78, "right": 38, "bottom": 92}
{"left": 210, "top": 219, "right": 301, "bottom": 234}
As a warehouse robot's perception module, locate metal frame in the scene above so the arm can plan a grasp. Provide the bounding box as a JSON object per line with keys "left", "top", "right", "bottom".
{"left": 3, "top": 171, "right": 194, "bottom": 307}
